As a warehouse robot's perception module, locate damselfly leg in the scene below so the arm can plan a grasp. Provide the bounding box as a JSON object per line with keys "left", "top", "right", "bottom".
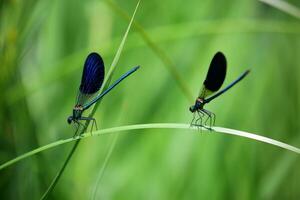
{"left": 190, "top": 110, "right": 204, "bottom": 130}
{"left": 72, "top": 117, "right": 98, "bottom": 138}
{"left": 195, "top": 111, "right": 204, "bottom": 127}
{"left": 202, "top": 109, "right": 215, "bottom": 130}
{"left": 89, "top": 118, "right": 98, "bottom": 135}
{"left": 190, "top": 112, "right": 196, "bottom": 127}
{"left": 73, "top": 120, "right": 85, "bottom": 138}
{"left": 79, "top": 117, "right": 98, "bottom": 135}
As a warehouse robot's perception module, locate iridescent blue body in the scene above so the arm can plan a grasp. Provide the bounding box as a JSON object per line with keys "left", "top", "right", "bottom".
{"left": 190, "top": 51, "right": 250, "bottom": 127}
{"left": 67, "top": 52, "right": 140, "bottom": 125}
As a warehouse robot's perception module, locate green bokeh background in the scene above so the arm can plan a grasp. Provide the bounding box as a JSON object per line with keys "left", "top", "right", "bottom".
{"left": 1, "top": 0, "right": 300, "bottom": 199}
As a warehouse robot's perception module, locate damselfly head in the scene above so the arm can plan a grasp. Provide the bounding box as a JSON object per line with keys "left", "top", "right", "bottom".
{"left": 189, "top": 98, "right": 204, "bottom": 113}
{"left": 67, "top": 107, "right": 84, "bottom": 124}
{"left": 189, "top": 105, "right": 196, "bottom": 113}
{"left": 67, "top": 116, "right": 73, "bottom": 124}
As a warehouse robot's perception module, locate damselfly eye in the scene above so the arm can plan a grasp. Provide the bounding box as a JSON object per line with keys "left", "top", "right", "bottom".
{"left": 67, "top": 116, "right": 73, "bottom": 124}
{"left": 189, "top": 106, "right": 195, "bottom": 113}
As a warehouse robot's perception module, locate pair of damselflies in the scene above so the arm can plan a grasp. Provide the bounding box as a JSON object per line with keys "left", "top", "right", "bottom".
{"left": 67, "top": 52, "right": 139, "bottom": 134}
{"left": 189, "top": 51, "right": 250, "bottom": 127}
{"left": 68, "top": 51, "right": 249, "bottom": 132}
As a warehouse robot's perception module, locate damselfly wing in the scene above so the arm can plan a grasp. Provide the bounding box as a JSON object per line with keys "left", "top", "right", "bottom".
{"left": 76, "top": 52, "right": 105, "bottom": 107}
{"left": 198, "top": 51, "right": 227, "bottom": 99}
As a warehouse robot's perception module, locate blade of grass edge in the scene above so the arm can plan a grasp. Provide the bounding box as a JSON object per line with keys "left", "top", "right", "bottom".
{"left": 90, "top": 0, "right": 140, "bottom": 115}
{"left": 90, "top": 1, "right": 142, "bottom": 198}
{"left": 1, "top": 123, "right": 299, "bottom": 171}
{"left": 104, "top": 0, "right": 194, "bottom": 101}
{"left": 39, "top": 1, "right": 140, "bottom": 199}
{"left": 259, "top": 0, "right": 300, "bottom": 19}
{"left": 91, "top": 133, "right": 119, "bottom": 200}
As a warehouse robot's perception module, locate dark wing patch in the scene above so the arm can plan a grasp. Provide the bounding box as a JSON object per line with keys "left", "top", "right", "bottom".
{"left": 203, "top": 51, "right": 227, "bottom": 92}
{"left": 79, "top": 52, "right": 105, "bottom": 94}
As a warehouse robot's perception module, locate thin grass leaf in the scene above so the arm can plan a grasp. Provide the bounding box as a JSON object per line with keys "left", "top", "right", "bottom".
{"left": 91, "top": 133, "right": 119, "bottom": 200}
{"left": 39, "top": 2, "right": 140, "bottom": 199}
{"left": 88, "top": 2, "right": 141, "bottom": 197}
{"left": 100, "top": 0, "right": 140, "bottom": 92}
{"left": 90, "top": 0, "right": 140, "bottom": 115}
{"left": 260, "top": 0, "right": 300, "bottom": 19}
{"left": 259, "top": 151, "right": 298, "bottom": 199}
{"left": 1, "top": 123, "right": 299, "bottom": 171}
{"left": 104, "top": 0, "right": 194, "bottom": 101}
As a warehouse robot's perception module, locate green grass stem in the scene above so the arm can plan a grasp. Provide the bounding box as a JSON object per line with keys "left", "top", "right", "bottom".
{"left": 1, "top": 123, "right": 299, "bottom": 172}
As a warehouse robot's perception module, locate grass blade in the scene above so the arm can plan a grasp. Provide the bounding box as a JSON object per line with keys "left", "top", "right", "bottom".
{"left": 101, "top": 0, "right": 140, "bottom": 91}
{"left": 91, "top": 133, "right": 119, "bottom": 200}
{"left": 260, "top": 0, "right": 300, "bottom": 19}
{"left": 104, "top": 0, "right": 194, "bottom": 101}
{"left": 1, "top": 123, "right": 299, "bottom": 171}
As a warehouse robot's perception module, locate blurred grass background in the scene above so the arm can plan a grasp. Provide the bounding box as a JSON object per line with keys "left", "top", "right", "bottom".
{"left": 1, "top": 0, "right": 300, "bottom": 199}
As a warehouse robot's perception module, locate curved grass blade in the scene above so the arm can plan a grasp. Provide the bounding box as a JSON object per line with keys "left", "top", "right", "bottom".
{"left": 1, "top": 123, "right": 299, "bottom": 171}
{"left": 260, "top": 0, "right": 300, "bottom": 19}
{"left": 40, "top": 1, "right": 141, "bottom": 199}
